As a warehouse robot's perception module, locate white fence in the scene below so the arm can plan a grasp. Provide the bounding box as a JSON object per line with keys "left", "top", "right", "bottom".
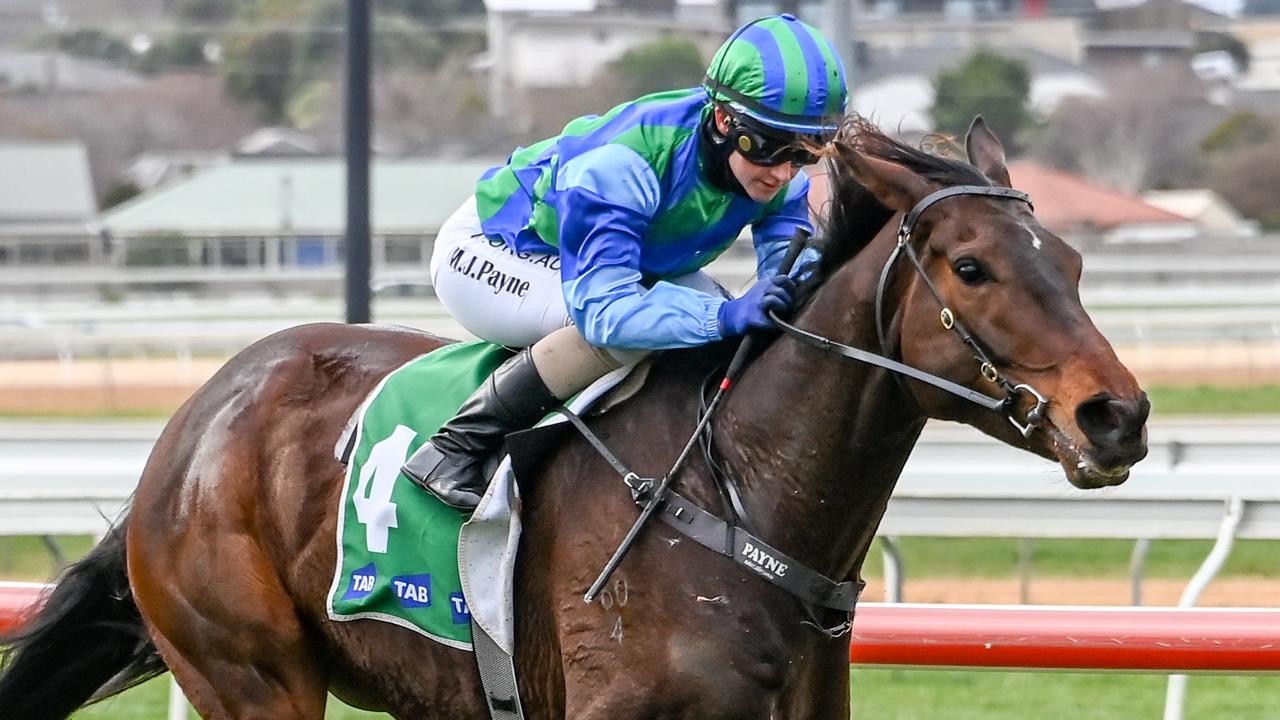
{"left": 2, "top": 285, "right": 1279, "bottom": 362}
{"left": 2, "top": 418, "right": 1275, "bottom": 550}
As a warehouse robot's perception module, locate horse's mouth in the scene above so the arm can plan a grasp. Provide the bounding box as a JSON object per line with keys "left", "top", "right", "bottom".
{"left": 1045, "top": 424, "right": 1131, "bottom": 489}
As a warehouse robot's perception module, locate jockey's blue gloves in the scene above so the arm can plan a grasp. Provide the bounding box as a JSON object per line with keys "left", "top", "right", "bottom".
{"left": 717, "top": 275, "right": 796, "bottom": 337}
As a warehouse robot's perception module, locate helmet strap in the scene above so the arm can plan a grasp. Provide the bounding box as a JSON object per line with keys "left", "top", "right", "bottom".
{"left": 699, "top": 108, "right": 750, "bottom": 199}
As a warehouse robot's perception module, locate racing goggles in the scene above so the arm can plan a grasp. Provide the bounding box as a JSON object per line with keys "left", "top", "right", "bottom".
{"left": 726, "top": 114, "right": 826, "bottom": 167}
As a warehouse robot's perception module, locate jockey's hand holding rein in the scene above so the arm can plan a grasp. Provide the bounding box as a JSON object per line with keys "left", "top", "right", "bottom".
{"left": 717, "top": 275, "right": 796, "bottom": 337}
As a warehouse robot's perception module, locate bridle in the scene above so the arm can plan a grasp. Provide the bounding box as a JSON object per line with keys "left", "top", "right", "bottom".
{"left": 774, "top": 184, "right": 1051, "bottom": 438}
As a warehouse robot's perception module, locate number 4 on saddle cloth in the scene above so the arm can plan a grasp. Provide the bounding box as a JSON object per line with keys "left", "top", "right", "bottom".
{"left": 328, "top": 340, "right": 636, "bottom": 653}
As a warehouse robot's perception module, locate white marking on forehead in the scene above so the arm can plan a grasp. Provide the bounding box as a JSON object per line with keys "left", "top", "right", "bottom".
{"left": 1020, "top": 222, "right": 1043, "bottom": 251}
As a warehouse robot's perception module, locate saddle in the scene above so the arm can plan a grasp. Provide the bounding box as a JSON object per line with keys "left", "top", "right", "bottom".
{"left": 328, "top": 340, "right": 648, "bottom": 652}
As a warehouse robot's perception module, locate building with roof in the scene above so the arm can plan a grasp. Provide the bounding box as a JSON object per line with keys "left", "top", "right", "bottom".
{"left": 1231, "top": 17, "right": 1280, "bottom": 90}
{"left": 1007, "top": 160, "right": 1200, "bottom": 242}
{"left": 233, "top": 127, "right": 324, "bottom": 158}
{"left": 0, "top": 142, "right": 103, "bottom": 266}
{"left": 852, "top": 45, "right": 1104, "bottom": 133}
{"left": 0, "top": 51, "right": 142, "bottom": 93}
{"left": 1143, "top": 188, "right": 1260, "bottom": 237}
{"left": 100, "top": 157, "right": 499, "bottom": 272}
{"left": 1084, "top": 0, "right": 1232, "bottom": 68}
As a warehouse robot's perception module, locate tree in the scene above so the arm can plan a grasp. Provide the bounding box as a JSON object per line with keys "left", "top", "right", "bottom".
{"left": 218, "top": 0, "right": 339, "bottom": 123}
{"left": 604, "top": 37, "right": 705, "bottom": 99}
{"left": 1207, "top": 140, "right": 1280, "bottom": 229}
{"left": 378, "top": 0, "right": 486, "bottom": 19}
{"left": 217, "top": 0, "right": 475, "bottom": 124}
{"left": 1199, "top": 112, "right": 1280, "bottom": 229}
{"left": 931, "top": 50, "right": 1032, "bottom": 150}
{"left": 1029, "top": 67, "right": 1209, "bottom": 194}
{"left": 1201, "top": 111, "right": 1273, "bottom": 155}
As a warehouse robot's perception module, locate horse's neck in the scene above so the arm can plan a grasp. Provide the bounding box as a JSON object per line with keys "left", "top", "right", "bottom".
{"left": 718, "top": 230, "right": 926, "bottom": 581}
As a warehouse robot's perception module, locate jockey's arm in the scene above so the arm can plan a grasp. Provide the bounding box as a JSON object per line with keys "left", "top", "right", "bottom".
{"left": 554, "top": 146, "right": 726, "bottom": 351}
{"left": 559, "top": 195, "right": 727, "bottom": 351}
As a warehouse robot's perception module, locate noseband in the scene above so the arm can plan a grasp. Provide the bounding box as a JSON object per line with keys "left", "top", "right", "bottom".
{"left": 775, "top": 184, "right": 1050, "bottom": 438}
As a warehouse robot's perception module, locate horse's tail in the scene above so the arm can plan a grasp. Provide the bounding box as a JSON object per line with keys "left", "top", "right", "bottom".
{"left": 0, "top": 520, "right": 166, "bottom": 719}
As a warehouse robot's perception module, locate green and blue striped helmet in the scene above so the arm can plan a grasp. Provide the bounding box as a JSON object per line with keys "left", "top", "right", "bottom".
{"left": 703, "top": 14, "right": 848, "bottom": 135}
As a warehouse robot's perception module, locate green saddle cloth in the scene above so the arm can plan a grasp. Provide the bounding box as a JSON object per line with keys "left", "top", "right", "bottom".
{"left": 326, "top": 340, "right": 515, "bottom": 650}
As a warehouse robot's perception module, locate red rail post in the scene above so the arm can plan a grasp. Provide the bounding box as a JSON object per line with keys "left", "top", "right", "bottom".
{"left": 850, "top": 603, "right": 1280, "bottom": 673}
{"left": 2, "top": 586, "right": 1278, "bottom": 673}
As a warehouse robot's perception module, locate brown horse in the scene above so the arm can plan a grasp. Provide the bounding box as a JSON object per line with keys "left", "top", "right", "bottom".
{"left": 0, "top": 118, "right": 1148, "bottom": 719}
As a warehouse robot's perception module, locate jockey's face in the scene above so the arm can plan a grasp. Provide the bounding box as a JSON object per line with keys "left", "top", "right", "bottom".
{"left": 714, "top": 107, "right": 804, "bottom": 203}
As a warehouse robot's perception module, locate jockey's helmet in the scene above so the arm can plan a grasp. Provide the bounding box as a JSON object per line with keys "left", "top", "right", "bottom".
{"left": 703, "top": 13, "right": 848, "bottom": 148}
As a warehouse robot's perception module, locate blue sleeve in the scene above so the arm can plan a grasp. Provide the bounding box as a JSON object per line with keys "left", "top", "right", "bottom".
{"left": 751, "top": 171, "right": 816, "bottom": 278}
{"left": 554, "top": 144, "right": 725, "bottom": 350}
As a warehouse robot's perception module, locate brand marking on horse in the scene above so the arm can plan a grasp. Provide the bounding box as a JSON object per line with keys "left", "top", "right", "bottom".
{"left": 610, "top": 616, "right": 624, "bottom": 644}
{"left": 740, "top": 541, "right": 789, "bottom": 578}
{"left": 598, "top": 578, "right": 629, "bottom": 610}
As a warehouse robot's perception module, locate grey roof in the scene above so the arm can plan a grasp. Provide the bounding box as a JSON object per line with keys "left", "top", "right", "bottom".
{"left": 102, "top": 157, "right": 502, "bottom": 237}
{"left": 234, "top": 127, "right": 322, "bottom": 157}
{"left": 0, "top": 142, "right": 97, "bottom": 232}
{"left": 860, "top": 45, "right": 1095, "bottom": 84}
{"left": 1084, "top": 29, "right": 1198, "bottom": 49}
{"left": 0, "top": 51, "right": 142, "bottom": 92}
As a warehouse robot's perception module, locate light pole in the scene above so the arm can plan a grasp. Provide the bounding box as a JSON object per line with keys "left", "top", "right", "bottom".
{"left": 345, "top": 0, "right": 372, "bottom": 324}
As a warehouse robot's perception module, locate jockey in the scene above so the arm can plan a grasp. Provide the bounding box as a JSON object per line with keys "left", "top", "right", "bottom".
{"left": 403, "top": 13, "right": 848, "bottom": 510}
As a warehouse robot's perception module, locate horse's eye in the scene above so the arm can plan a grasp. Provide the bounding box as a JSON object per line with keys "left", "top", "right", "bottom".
{"left": 953, "top": 258, "right": 989, "bottom": 285}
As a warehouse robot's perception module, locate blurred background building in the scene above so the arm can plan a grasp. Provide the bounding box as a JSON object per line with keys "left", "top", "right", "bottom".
{"left": 0, "top": 0, "right": 1274, "bottom": 384}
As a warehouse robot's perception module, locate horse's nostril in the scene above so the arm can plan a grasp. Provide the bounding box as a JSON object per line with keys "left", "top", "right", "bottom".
{"left": 1076, "top": 392, "right": 1148, "bottom": 450}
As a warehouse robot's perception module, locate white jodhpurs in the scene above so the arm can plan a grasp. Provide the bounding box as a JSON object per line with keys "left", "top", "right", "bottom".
{"left": 430, "top": 196, "right": 724, "bottom": 354}
{"left": 430, "top": 196, "right": 571, "bottom": 349}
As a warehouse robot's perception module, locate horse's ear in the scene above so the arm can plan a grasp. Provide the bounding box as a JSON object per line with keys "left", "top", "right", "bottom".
{"left": 834, "top": 145, "right": 935, "bottom": 214}
{"left": 965, "top": 116, "right": 1012, "bottom": 188}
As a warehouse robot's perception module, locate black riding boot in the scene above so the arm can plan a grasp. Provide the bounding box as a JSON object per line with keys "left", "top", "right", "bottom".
{"left": 402, "top": 349, "right": 559, "bottom": 510}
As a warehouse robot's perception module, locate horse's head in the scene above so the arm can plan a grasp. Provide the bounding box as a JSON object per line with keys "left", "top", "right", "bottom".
{"left": 829, "top": 117, "right": 1149, "bottom": 488}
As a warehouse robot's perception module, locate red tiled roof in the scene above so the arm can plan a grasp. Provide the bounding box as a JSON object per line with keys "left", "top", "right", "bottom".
{"left": 1006, "top": 161, "right": 1189, "bottom": 230}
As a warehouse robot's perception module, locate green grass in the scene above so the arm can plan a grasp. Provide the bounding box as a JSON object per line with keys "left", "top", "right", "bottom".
{"left": 0, "top": 536, "right": 96, "bottom": 580}
{"left": 72, "top": 676, "right": 389, "bottom": 719}
{"left": 850, "top": 669, "right": 1280, "bottom": 719}
{"left": 859, "top": 537, "right": 1280, "bottom": 579}
{"left": 1147, "top": 384, "right": 1280, "bottom": 415}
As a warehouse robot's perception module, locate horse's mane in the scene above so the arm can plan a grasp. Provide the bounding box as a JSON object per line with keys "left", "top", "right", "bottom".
{"left": 816, "top": 116, "right": 991, "bottom": 277}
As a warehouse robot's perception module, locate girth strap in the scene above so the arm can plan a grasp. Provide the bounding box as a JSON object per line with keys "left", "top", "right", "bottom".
{"left": 552, "top": 408, "right": 863, "bottom": 614}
